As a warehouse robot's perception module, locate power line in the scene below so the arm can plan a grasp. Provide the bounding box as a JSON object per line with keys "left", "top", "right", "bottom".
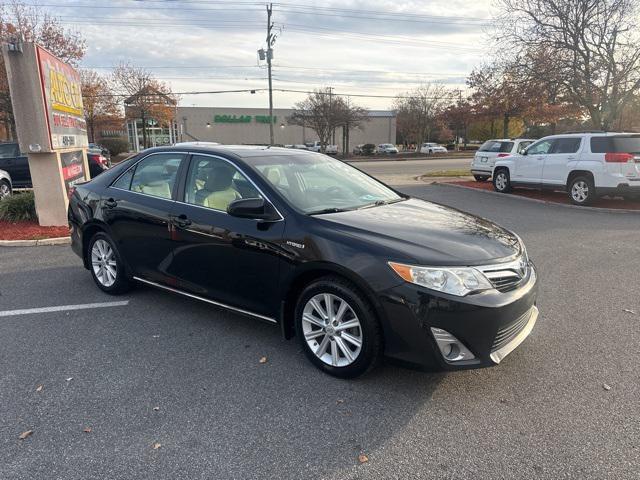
{"left": 85, "top": 87, "right": 463, "bottom": 100}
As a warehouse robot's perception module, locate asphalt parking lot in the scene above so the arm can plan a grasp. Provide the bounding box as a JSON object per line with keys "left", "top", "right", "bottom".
{"left": 1, "top": 184, "right": 638, "bottom": 479}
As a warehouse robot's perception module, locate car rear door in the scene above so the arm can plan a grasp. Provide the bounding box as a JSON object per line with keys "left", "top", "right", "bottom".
{"left": 542, "top": 137, "right": 582, "bottom": 186}
{"left": 165, "top": 153, "right": 285, "bottom": 319}
{"left": 513, "top": 139, "right": 555, "bottom": 185}
{"left": 103, "top": 151, "right": 187, "bottom": 283}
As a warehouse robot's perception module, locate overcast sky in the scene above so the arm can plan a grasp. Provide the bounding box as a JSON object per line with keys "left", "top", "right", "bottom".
{"left": 31, "top": 0, "right": 496, "bottom": 110}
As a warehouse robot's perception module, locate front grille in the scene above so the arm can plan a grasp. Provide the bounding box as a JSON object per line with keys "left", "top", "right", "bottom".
{"left": 488, "top": 274, "right": 522, "bottom": 293}
{"left": 478, "top": 256, "right": 529, "bottom": 293}
{"left": 492, "top": 308, "right": 532, "bottom": 352}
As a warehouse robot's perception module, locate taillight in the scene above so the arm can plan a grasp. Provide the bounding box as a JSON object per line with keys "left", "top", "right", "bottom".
{"left": 605, "top": 152, "right": 634, "bottom": 163}
{"left": 497, "top": 153, "right": 510, "bottom": 157}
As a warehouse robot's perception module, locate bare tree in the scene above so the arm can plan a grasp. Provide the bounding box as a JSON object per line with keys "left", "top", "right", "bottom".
{"left": 287, "top": 88, "right": 343, "bottom": 152}
{"left": 112, "top": 63, "right": 176, "bottom": 149}
{"left": 393, "top": 84, "right": 451, "bottom": 147}
{"left": 0, "top": 1, "right": 85, "bottom": 139}
{"left": 335, "top": 98, "right": 368, "bottom": 154}
{"left": 495, "top": 0, "right": 640, "bottom": 130}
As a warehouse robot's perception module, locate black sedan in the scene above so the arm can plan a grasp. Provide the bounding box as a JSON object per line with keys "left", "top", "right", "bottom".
{"left": 68, "top": 145, "right": 538, "bottom": 378}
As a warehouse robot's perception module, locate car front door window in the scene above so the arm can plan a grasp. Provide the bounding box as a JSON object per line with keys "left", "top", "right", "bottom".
{"left": 184, "top": 155, "right": 262, "bottom": 212}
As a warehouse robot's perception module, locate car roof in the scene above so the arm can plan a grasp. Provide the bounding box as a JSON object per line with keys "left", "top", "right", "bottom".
{"left": 152, "top": 144, "right": 325, "bottom": 159}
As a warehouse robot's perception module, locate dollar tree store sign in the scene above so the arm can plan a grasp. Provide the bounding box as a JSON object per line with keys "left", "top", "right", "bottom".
{"left": 214, "top": 114, "right": 277, "bottom": 124}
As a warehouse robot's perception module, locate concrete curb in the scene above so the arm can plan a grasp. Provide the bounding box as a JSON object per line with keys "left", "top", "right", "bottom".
{"left": 434, "top": 182, "right": 640, "bottom": 214}
{"left": 0, "top": 236, "right": 71, "bottom": 247}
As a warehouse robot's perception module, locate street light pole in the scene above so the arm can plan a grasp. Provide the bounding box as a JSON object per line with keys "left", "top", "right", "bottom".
{"left": 266, "top": 3, "right": 274, "bottom": 146}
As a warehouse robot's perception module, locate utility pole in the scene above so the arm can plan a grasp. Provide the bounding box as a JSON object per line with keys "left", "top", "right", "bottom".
{"left": 266, "top": 3, "right": 275, "bottom": 146}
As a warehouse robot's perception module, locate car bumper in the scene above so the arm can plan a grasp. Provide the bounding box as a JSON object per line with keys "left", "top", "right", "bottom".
{"left": 471, "top": 168, "right": 492, "bottom": 176}
{"left": 377, "top": 263, "right": 538, "bottom": 370}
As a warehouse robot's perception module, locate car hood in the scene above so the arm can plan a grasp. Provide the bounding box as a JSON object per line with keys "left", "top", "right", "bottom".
{"left": 317, "top": 198, "right": 522, "bottom": 265}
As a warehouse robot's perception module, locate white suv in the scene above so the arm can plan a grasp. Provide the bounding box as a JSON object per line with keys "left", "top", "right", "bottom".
{"left": 419, "top": 142, "right": 448, "bottom": 154}
{"left": 471, "top": 138, "right": 535, "bottom": 182}
{"left": 492, "top": 132, "right": 640, "bottom": 205}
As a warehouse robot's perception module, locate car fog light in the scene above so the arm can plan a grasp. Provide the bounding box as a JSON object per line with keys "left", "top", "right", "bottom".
{"left": 430, "top": 328, "right": 475, "bottom": 362}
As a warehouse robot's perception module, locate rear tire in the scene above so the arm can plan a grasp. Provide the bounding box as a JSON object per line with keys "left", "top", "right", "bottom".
{"left": 87, "top": 232, "right": 132, "bottom": 294}
{"left": 493, "top": 169, "right": 512, "bottom": 193}
{"left": 568, "top": 175, "right": 595, "bottom": 206}
{"left": 473, "top": 175, "right": 489, "bottom": 182}
{"left": 295, "top": 276, "right": 382, "bottom": 378}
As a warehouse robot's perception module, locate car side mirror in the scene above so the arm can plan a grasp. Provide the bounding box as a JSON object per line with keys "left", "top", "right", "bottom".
{"left": 227, "top": 197, "right": 280, "bottom": 221}
{"left": 521, "top": 149, "right": 528, "bottom": 156}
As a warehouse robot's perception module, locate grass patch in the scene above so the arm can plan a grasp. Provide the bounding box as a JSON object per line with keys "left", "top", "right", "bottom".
{"left": 421, "top": 169, "right": 472, "bottom": 178}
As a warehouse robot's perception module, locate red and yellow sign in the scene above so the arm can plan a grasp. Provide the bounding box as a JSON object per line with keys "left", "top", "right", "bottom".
{"left": 37, "top": 46, "right": 87, "bottom": 149}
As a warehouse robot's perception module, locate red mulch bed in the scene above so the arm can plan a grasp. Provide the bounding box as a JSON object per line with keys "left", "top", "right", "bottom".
{"left": 0, "top": 220, "right": 70, "bottom": 241}
{"left": 445, "top": 180, "right": 640, "bottom": 211}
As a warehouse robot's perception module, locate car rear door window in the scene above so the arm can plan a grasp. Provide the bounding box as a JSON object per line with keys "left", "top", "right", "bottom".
{"left": 553, "top": 138, "right": 581, "bottom": 154}
{"left": 125, "top": 153, "right": 185, "bottom": 199}
{"left": 184, "top": 155, "right": 261, "bottom": 212}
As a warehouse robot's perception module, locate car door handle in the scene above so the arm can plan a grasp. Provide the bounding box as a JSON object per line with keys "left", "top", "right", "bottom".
{"left": 104, "top": 198, "right": 118, "bottom": 208}
{"left": 173, "top": 214, "right": 192, "bottom": 228}
{"left": 567, "top": 156, "right": 576, "bottom": 160}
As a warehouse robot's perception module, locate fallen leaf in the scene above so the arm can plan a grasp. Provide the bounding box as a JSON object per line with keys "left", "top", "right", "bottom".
{"left": 153, "top": 406, "right": 160, "bottom": 411}
{"left": 18, "top": 430, "right": 33, "bottom": 440}
{"left": 35, "top": 385, "right": 43, "bottom": 392}
{"left": 358, "top": 454, "right": 369, "bottom": 464}
{"left": 623, "top": 309, "right": 637, "bottom": 315}
{"left": 65, "top": 377, "right": 73, "bottom": 382}
{"left": 603, "top": 383, "right": 611, "bottom": 391}
{"left": 152, "top": 442, "right": 162, "bottom": 450}
{"left": 83, "top": 427, "right": 92, "bottom": 433}
{"left": 259, "top": 356, "right": 268, "bottom": 364}
{"left": 336, "top": 399, "right": 344, "bottom": 405}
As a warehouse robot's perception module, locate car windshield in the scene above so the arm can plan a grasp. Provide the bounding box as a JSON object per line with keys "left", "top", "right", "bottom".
{"left": 248, "top": 153, "right": 403, "bottom": 214}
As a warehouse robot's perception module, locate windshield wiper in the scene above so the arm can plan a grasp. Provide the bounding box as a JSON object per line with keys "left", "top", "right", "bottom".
{"left": 307, "top": 207, "right": 354, "bottom": 215}
{"left": 357, "top": 198, "right": 407, "bottom": 210}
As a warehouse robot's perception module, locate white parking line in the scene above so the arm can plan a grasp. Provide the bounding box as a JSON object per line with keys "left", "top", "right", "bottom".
{"left": 0, "top": 301, "right": 129, "bottom": 317}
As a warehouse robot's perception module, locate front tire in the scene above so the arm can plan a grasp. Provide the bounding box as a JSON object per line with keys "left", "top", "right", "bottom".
{"left": 295, "top": 276, "right": 382, "bottom": 378}
{"left": 0, "top": 179, "right": 11, "bottom": 199}
{"left": 568, "top": 175, "right": 595, "bottom": 205}
{"left": 493, "top": 169, "right": 512, "bottom": 193}
{"left": 88, "top": 232, "right": 132, "bottom": 294}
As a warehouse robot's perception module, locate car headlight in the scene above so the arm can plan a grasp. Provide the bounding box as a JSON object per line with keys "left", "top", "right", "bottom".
{"left": 388, "top": 262, "right": 494, "bottom": 296}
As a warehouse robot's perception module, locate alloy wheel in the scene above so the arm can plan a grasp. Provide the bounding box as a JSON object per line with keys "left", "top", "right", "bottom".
{"left": 571, "top": 180, "right": 589, "bottom": 203}
{"left": 91, "top": 239, "right": 117, "bottom": 287}
{"left": 495, "top": 172, "right": 508, "bottom": 191}
{"left": 302, "top": 293, "right": 363, "bottom": 367}
{"left": 0, "top": 182, "right": 10, "bottom": 199}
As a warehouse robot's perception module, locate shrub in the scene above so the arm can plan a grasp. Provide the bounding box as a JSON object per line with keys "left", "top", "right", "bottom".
{"left": 0, "top": 191, "right": 37, "bottom": 222}
{"left": 99, "top": 137, "right": 130, "bottom": 157}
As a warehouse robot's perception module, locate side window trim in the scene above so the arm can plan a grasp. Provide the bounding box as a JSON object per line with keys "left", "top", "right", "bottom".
{"left": 177, "top": 152, "right": 284, "bottom": 221}
{"left": 109, "top": 151, "right": 189, "bottom": 201}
